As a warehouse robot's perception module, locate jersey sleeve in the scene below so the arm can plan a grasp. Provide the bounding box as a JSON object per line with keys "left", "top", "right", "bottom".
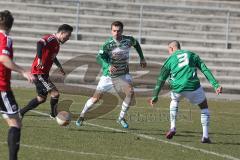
{"left": 36, "top": 41, "right": 44, "bottom": 59}
{"left": 194, "top": 54, "right": 220, "bottom": 90}
{"left": 96, "top": 42, "right": 110, "bottom": 70}
{"left": 152, "top": 59, "right": 171, "bottom": 101}
{"left": 0, "top": 36, "right": 12, "bottom": 57}
{"left": 38, "top": 37, "right": 47, "bottom": 46}
{"left": 131, "top": 37, "right": 145, "bottom": 60}
{"left": 36, "top": 36, "right": 48, "bottom": 58}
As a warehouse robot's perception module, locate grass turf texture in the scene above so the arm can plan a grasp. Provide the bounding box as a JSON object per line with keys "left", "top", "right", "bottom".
{"left": 0, "top": 87, "right": 240, "bottom": 160}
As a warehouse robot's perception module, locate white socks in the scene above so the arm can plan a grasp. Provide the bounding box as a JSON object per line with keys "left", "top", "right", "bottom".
{"left": 119, "top": 101, "right": 129, "bottom": 120}
{"left": 169, "top": 99, "right": 210, "bottom": 139}
{"left": 201, "top": 108, "right": 210, "bottom": 138}
{"left": 170, "top": 100, "right": 178, "bottom": 129}
{"left": 80, "top": 98, "right": 94, "bottom": 117}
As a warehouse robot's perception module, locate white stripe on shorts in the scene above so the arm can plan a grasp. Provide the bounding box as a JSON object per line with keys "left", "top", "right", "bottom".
{"left": 38, "top": 75, "right": 51, "bottom": 91}
{"left": 1, "top": 92, "right": 13, "bottom": 113}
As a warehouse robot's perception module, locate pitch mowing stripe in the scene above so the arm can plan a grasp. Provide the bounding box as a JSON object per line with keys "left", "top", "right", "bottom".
{"left": 11, "top": 110, "right": 240, "bottom": 160}
{"left": 18, "top": 100, "right": 240, "bottom": 115}
{"left": 87, "top": 122, "right": 240, "bottom": 160}
{"left": 30, "top": 106, "right": 240, "bottom": 116}
{"left": 0, "top": 142, "right": 150, "bottom": 160}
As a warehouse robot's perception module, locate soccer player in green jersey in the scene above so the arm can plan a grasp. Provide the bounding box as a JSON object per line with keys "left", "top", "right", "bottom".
{"left": 76, "top": 21, "right": 147, "bottom": 128}
{"left": 149, "top": 40, "right": 222, "bottom": 143}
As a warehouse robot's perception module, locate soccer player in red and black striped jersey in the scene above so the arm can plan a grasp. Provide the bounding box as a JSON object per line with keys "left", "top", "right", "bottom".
{"left": 0, "top": 10, "right": 34, "bottom": 160}
{"left": 20, "top": 24, "right": 73, "bottom": 118}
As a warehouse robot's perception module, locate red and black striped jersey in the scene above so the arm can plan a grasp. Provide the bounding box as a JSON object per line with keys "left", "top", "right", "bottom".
{"left": 31, "top": 34, "right": 60, "bottom": 74}
{"left": 0, "top": 31, "right": 13, "bottom": 91}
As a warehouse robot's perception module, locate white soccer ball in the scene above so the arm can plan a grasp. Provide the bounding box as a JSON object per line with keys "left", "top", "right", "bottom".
{"left": 56, "top": 111, "right": 72, "bottom": 126}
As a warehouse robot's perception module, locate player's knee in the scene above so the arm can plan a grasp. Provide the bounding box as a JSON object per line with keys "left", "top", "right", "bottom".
{"left": 126, "top": 88, "right": 134, "bottom": 98}
{"left": 13, "top": 121, "right": 22, "bottom": 129}
{"left": 51, "top": 94, "right": 59, "bottom": 99}
{"left": 129, "top": 89, "right": 134, "bottom": 96}
{"left": 198, "top": 99, "right": 208, "bottom": 109}
{"left": 7, "top": 118, "right": 22, "bottom": 129}
{"left": 91, "top": 97, "right": 99, "bottom": 103}
{"left": 37, "top": 96, "right": 47, "bottom": 103}
{"left": 50, "top": 90, "right": 59, "bottom": 98}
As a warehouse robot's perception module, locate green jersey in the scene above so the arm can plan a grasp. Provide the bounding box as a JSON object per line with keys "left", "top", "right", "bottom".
{"left": 152, "top": 50, "right": 220, "bottom": 101}
{"left": 96, "top": 35, "right": 144, "bottom": 78}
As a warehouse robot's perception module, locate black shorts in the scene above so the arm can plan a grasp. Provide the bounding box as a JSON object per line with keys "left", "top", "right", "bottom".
{"left": 0, "top": 90, "right": 19, "bottom": 115}
{"left": 34, "top": 74, "right": 57, "bottom": 97}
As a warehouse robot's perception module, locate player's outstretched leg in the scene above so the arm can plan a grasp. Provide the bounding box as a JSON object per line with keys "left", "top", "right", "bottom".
{"left": 20, "top": 96, "right": 46, "bottom": 118}
{"left": 117, "top": 101, "right": 129, "bottom": 129}
{"left": 117, "top": 84, "right": 133, "bottom": 129}
{"left": 76, "top": 98, "right": 94, "bottom": 127}
{"left": 76, "top": 116, "right": 85, "bottom": 127}
{"left": 117, "top": 117, "right": 129, "bottom": 129}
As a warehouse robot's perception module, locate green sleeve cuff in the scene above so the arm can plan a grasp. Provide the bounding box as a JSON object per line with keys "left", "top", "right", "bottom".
{"left": 151, "top": 96, "right": 158, "bottom": 102}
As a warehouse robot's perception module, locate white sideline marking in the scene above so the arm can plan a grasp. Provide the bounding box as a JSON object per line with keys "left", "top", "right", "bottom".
{"left": 17, "top": 110, "right": 240, "bottom": 160}
{"left": 0, "top": 141, "right": 149, "bottom": 160}
{"left": 30, "top": 110, "right": 49, "bottom": 116}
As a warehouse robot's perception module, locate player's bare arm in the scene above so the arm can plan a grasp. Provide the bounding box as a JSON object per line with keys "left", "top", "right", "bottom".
{"left": 53, "top": 57, "right": 65, "bottom": 75}
{"left": 0, "top": 55, "right": 34, "bottom": 83}
{"left": 59, "top": 67, "right": 65, "bottom": 76}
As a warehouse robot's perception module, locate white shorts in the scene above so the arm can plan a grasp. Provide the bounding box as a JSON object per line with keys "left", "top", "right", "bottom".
{"left": 170, "top": 86, "right": 206, "bottom": 105}
{"left": 96, "top": 74, "right": 133, "bottom": 93}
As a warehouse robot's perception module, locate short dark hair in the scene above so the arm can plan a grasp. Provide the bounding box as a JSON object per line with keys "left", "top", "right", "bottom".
{"left": 111, "top": 21, "right": 124, "bottom": 30}
{"left": 0, "top": 10, "right": 14, "bottom": 30}
{"left": 57, "top": 24, "right": 73, "bottom": 33}
{"left": 168, "top": 40, "right": 181, "bottom": 49}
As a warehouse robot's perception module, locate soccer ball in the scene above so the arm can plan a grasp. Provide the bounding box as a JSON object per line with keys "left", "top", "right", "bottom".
{"left": 56, "top": 111, "right": 72, "bottom": 126}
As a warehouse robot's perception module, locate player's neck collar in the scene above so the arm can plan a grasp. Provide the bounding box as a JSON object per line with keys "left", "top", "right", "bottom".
{"left": 52, "top": 33, "right": 60, "bottom": 44}
{"left": 113, "top": 35, "right": 123, "bottom": 43}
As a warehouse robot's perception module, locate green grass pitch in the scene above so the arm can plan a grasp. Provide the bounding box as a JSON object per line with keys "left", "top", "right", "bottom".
{"left": 0, "top": 87, "right": 240, "bottom": 160}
